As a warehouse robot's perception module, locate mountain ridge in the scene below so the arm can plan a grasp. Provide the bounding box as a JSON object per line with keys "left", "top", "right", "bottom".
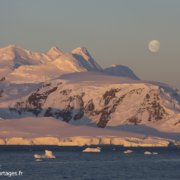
{"left": 0, "top": 45, "right": 139, "bottom": 83}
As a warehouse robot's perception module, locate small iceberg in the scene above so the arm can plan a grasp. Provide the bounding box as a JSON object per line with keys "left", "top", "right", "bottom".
{"left": 144, "top": 151, "right": 159, "bottom": 155}
{"left": 82, "top": 147, "right": 101, "bottom": 153}
{"left": 34, "top": 150, "right": 56, "bottom": 160}
{"left": 44, "top": 150, "right": 56, "bottom": 158}
{"left": 144, "top": 151, "right": 152, "bottom": 155}
{"left": 123, "top": 150, "right": 133, "bottom": 154}
{"left": 34, "top": 154, "right": 41, "bottom": 159}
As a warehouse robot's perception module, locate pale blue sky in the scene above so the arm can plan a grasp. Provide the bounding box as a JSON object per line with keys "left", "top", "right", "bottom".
{"left": 0, "top": 0, "right": 180, "bottom": 88}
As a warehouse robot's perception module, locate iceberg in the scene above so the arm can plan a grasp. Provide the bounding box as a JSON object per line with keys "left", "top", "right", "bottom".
{"left": 123, "top": 150, "right": 133, "bottom": 154}
{"left": 144, "top": 151, "right": 159, "bottom": 155}
{"left": 144, "top": 151, "right": 152, "bottom": 155}
{"left": 44, "top": 150, "right": 56, "bottom": 159}
{"left": 34, "top": 154, "right": 41, "bottom": 159}
{"left": 34, "top": 150, "right": 56, "bottom": 159}
{"left": 82, "top": 147, "right": 101, "bottom": 153}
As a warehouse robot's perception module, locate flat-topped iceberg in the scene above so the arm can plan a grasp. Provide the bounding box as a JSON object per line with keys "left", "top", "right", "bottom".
{"left": 144, "top": 151, "right": 159, "bottom": 155}
{"left": 83, "top": 147, "right": 101, "bottom": 153}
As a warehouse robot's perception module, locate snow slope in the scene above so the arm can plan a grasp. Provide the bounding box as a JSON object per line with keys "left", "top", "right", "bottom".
{"left": 103, "top": 64, "right": 139, "bottom": 80}
{"left": 0, "top": 117, "right": 173, "bottom": 146}
{"left": 0, "top": 117, "right": 142, "bottom": 138}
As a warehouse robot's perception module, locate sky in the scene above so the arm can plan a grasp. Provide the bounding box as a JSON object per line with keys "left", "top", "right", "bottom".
{"left": 0, "top": 0, "right": 180, "bottom": 89}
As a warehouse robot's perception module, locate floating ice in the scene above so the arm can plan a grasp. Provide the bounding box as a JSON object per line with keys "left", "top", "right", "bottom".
{"left": 82, "top": 147, "right": 101, "bottom": 153}
{"left": 34, "top": 150, "right": 56, "bottom": 159}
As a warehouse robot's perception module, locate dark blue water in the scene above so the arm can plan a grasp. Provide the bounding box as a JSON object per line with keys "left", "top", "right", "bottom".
{"left": 0, "top": 148, "right": 180, "bottom": 180}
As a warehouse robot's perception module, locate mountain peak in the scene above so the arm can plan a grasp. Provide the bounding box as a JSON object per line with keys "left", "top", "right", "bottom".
{"left": 1, "top": 45, "right": 33, "bottom": 58}
{"left": 72, "top": 47, "right": 102, "bottom": 71}
{"left": 47, "top": 46, "right": 63, "bottom": 59}
{"left": 71, "top": 47, "right": 91, "bottom": 62}
{"left": 0, "top": 44, "right": 28, "bottom": 61}
{"left": 72, "top": 47, "right": 89, "bottom": 56}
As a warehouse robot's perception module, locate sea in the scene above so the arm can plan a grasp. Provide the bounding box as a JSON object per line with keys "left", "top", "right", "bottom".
{"left": 0, "top": 146, "right": 180, "bottom": 180}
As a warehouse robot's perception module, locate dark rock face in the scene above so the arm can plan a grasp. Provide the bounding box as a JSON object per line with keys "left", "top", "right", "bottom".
{"left": 0, "top": 89, "right": 3, "bottom": 97}
{"left": 11, "top": 84, "right": 58, "bottom": 116}
{"left": 0, "top": 77, "right": 5, "bottom": 82}
{"left": 127, "top": 117, "right": 140, "bottom": 125}
{"left": 60, "top": 89, "right": 72, "bottom": 96}
{"left": 103, "top": 88, "right": 121, "bottom": 106}
{"left": 0, "top": 77, "right": 5, "bottom": 98}
{"left": 174, "top": 120, "right": 180, "bottom": 126}
{"left": 44, "top": 107, "right": 72, "bottom": 122}
{"left": 97, "top": 89, "right": 124, "bottom": 128}
{"left": 96, "top": 88, "right": 144, "bottom": 127}
{"left": 27, "top": 86, "right": 58, "bottom": 109}
{"left": 139, "top": 91, "right": 168, "bottom": 121}
{"left": 74, "top": 110, "right": 84, "bottom": 120}
{"left": 54, "top": 110, "right": 72, "bottom": 122}
{"left": 43, "top": 91, "right": 85, "bottom": 122}
{"left": 127, "top": 90, "right": 168, "bottom": 125}
{"left": 85, "top": 100, "right": 95, "bottom": 113}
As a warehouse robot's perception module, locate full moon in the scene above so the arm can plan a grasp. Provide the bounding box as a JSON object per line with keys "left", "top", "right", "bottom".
{"left": 148, "top": 40, "right": 160, "bottom": 53}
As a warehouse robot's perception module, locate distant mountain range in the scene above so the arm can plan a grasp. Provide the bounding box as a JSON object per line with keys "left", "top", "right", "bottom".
{"left": 0, "top": 45, "right": 138, "bottom": 83}
{"left": 0, "top": 45, "right": 180, "bottom": 142}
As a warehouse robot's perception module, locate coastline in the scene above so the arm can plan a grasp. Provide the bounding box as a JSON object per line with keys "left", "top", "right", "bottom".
{"left": 0, "top": 145, "right": 179, "bottom": 152}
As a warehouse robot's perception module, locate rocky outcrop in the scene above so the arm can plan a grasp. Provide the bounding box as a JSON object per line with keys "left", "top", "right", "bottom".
{"left": 0, "top": 77, "right": 5, "bottom": 82}
{"left": 127, "top": 89, "right": 169, "bottom": 125}
{"left": 0, "top": 89, "right": 3, "bottom": 98}
{"left": 10, "top": 83, "right": 59, "bottom": 116}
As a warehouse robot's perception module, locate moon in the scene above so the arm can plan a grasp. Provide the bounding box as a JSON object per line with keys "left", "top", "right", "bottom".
{"left": 148, "top": 40, "right": 160, "bottom": 53}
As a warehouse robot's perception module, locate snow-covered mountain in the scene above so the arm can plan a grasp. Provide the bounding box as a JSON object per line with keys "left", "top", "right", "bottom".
{"left": 0, "top": 45, "right": 102, "bottom": 83}
{"left": 0, "top": 45, "right": 180, "bottom": 142}
{"left": 0, "top": 45, "right": 141, "bottom": 83}
{"left": 46, "top": 46, "right": 63, "bottom": 59}
{"left": 1, "top": 72, "right": 180, "bottom": 136}
{"left": 0, "top": 45, "right": 52, "bottom": 68}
